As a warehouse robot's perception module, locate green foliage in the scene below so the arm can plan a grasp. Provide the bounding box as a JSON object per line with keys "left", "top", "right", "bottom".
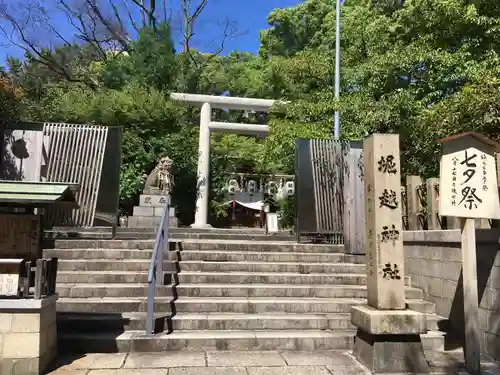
{"left": 6, "top": 0, "right": 500, "bottom": 225}
{"left": 262, "top": 0, "right": 500, "bottom": 177}
{"left": 277, "top": 197, "right": 295, "bottom": 230}
{"left": 101, "top": 24, "right": 176, "bottom": 90}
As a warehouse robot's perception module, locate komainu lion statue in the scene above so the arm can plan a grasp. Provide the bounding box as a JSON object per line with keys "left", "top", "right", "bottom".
{"left": 142, "top": 156, "right": 174, "bottom": 195}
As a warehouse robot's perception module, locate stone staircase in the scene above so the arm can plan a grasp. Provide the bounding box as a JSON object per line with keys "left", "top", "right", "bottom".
{"left": 43, "top": 229, "right": 446, "bottom": 353}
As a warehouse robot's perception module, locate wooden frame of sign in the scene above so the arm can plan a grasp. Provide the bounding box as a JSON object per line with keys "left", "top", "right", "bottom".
{"left": 439, "top": 132, "right": 500, "bottom": 375}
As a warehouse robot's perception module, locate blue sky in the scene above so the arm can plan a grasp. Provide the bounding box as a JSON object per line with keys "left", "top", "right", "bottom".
{"left": 0, "top": 0, "right": 302, "bottom": 65}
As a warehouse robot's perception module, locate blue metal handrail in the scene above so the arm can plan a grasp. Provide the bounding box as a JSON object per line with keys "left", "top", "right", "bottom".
{"left": 145, "top": 197, "right": 170, "bottom": 334}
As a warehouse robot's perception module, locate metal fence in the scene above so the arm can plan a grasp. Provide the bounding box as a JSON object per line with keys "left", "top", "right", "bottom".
{"left": 42, "top": 123, "right": 108, "bottom": 227}
{"left": 295, "top": 139, "right": 349, "bottom": 244}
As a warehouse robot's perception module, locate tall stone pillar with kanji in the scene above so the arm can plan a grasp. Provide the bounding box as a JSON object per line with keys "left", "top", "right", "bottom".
{"left": 350, "top": 133, "right": 430, "bottom": 374}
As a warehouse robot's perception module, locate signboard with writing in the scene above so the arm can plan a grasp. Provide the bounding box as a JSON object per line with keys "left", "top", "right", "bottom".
{"left": 0, "top": 261, "right": 23, "bottom": 296}
{"left": 139, "top": 194, "right": 170, "bottom": 207}
{"left": 0, "top": 215, "right": 40, "bottom": 261}
{"left": 364, "top": 133, "right": 405, "bottom": 310}
{"left": 438, "top": 132, "right": 500, "bottom": 375}
{"left": 439, "top": 134, "right": 500, "bottom": 220}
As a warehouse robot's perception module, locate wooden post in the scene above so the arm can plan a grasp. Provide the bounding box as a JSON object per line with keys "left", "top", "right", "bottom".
{"left": 447, "top": 216, "right": 462, "bottom": 229}
{"left": 426, "top": 178, "right": 440, "bottom": 229}
{"left": 439, "top": 132, "right": 500, "bottom": 375}
{"left": 343, "top": 140, "right": 365, "bottom": 254}
{"left": 34, "top": 259, "right": 43, "bottom": 300}
{"left": 406, "top": 175, "right": 423, "bottom": 230}
{"left": 493, "top": 153, "right": 500, "bottom": 229}
{"left": 461, "top": 218, "right": 481, "bottom": 375}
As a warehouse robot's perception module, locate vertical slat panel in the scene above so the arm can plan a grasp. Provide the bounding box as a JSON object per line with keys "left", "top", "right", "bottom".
{"left": 325, "top": 140, "right": 335, "bottom": 233}
{"left": 59, "top": 124, "right": 77, "bottom": 224}
{"left": 42, "top": 123, "right": 108, "bottom": 227}
{"left": 298, "top": 139, "right": 345, "bottom": 243}
{"left": 310, "top": 140, "right": 321, "bottom": 231}
{"left": 73, "top": 126, "right": 92, "bottom": 226}
{"left": 315, "top": 139, "right": 325, "bottom": 232}
{"left": 44, "top": 123, "right": 64, "bottom": 225}
{"left": 88, "top": 128, "right": 108, "bottom": 225}
{"left": 77, "top": 126, "right": 100, "bottom": 226}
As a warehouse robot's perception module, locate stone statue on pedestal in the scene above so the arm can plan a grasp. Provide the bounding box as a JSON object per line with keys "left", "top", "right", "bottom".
{"left": 142, "top": 156, "right": 174, "bottom": 195}
{"left": 129, "top": 156, "right": 178, "bottom": 228}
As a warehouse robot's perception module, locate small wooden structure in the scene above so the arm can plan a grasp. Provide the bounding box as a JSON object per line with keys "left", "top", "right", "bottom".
{"left": 0, "top": 181, "right": 78, "bottom": 298}
{"left": 438, "top": 132, "right": 500, "bottom": 375}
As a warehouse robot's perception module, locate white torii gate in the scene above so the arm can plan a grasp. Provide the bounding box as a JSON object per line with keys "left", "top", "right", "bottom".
{"left": 170, "top": 93, "right": 275, "bottom": 228}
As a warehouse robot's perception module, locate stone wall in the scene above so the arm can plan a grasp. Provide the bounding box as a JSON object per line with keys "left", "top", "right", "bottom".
{"left": 0, "top": 295, "right": 58, "bottom": 375}
{"left": 404, "top": 229, "right": 500, "bottom": 359}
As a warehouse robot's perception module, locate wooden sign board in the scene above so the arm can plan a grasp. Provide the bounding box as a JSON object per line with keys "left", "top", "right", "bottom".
{"left": 0, "top": 260, "right": 23, "bottom": 297}
{"left": 0, "top": 215, "right": 40, "bottom": 261}
{"left": 438, "top": 132, "right": 500, "bottom": 375}
{"left": 439, "top": 134, "right": 500, "bottom": 220}
{"left": 266, "top": 213, "right": 279, "bottom": 234}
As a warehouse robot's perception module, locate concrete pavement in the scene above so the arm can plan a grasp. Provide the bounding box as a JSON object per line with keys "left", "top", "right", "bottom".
{"left": 46, "top": 350, "right": 500, "bottom": 375}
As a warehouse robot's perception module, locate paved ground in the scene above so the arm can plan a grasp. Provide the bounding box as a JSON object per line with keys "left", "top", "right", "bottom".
{"left": 46, "top": 350, "right": 500, "bottom": 375}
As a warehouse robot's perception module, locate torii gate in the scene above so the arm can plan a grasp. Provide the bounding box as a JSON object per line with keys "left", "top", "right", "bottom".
{"left": 170, "top": 93, "right": 275, "bottom": 228}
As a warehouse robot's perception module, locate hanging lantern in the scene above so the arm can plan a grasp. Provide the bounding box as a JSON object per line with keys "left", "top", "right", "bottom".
{"left": 285, "top": 181, "right": 295, "bottom": 197}
{"left": 267, "top": 181, "right": 278, "bottom": 196}
{"left": 227, "top": 179, "right": 239, "bottom": 195}
{"left": 247, "top": 180, "right": 257, "bottom": 195}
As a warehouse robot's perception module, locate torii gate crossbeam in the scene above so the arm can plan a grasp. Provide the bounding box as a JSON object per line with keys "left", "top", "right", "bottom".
{"left": 170, "top": 93, "right": 275, "bottom": 228}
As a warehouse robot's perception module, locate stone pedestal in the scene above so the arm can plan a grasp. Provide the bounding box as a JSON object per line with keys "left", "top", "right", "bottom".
{"left": 128, "top": 194, "right": 178, "bottom": 228}
{"left": 0, "top": 295, "right": 58, "bottom": 375}
{"left": 352, "top": 305, "right": 430, "bottom": 374}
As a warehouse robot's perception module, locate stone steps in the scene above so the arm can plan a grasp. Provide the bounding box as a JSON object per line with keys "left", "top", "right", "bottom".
{"left": 47, "top": 235, "right": 446, "bottom": 354}
{"left": 172, "top": 283, "right": 422, "bottom": 298}
{"left": 57, "top": 329, "right": 446, "bottom": 353}
{"left": 56, "top": 296, "right": 435, "bottom": 315}
{"left": 56, "top": 284, "right": 172, "bottom": 298}
{"left": 55, "top": 282, "right": 424, "bottom": 299}
{"left": 45, "top": 249, "right": 155, "bottom": 260}
{"left": 47, "top": 227, "right": 296, "bottom": 241}
{"left": 58, "top": 259, "right": 367, "bottom": 273}
{"left": 176, "top": 261, "right": 365, "bottom": 273}
{"left": 51, "top": 231, "right": 297, "bottom": 241}
{"left": 57, "top": 270, "right": 410, "bottom": 285}
{"left": 49, "top": 239, "right": 342, "bottom": 253}
{"left": 45, "top": 248, "right": 364, "bottom": 263}
{"left": 56, "top": 297, "right": 173, "bottom": 313}
{"left": 58, "top": 271, "right": 150, "bottom": 284}
{"left": 167, "top": 250, "right": 364, "bottom": 263}
{"left": 57, "top": 312, "right": 168, "bottom": 332}
{"left": 56, "top": 311, "right": 446, "bottom": 333}
{"left": 172, "top": 271, "right": 412, "bottom": 285}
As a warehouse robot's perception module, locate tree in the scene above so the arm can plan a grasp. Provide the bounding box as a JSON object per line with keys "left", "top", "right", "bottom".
{"left": 260, "top": 0, "right": 500, "bottom": 176}
{"left": 0, "top": 0, "right": 237, "bottom": 89}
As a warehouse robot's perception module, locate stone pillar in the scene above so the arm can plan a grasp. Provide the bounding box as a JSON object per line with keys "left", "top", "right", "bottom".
{"left": 191, "top": 102, "right": 212, "bottom": 229}
{"left": 351, "top": 133, "right": 430, "bottom": 374}
{"left": 0, "top": 295, "right": 58, "bottom": 375}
